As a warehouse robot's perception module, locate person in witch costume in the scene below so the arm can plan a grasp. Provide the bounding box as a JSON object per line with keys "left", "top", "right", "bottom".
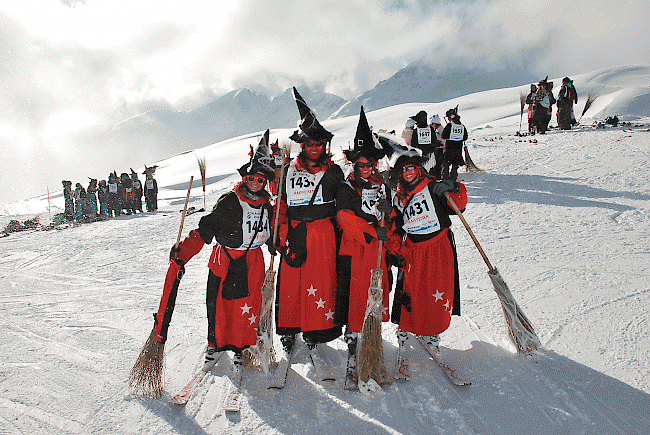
{"left": 441, "top": 105, "right": 468, "bottom": 181}
{"left": 335, "top": 106, "right": 396, "bottom": 377}
{"left": 86, "top": 178, "right": 98, "bottom": 217}
{"left": 62, "top": 180, "right": 74, "bottom": 221}
{"left": 143, "top": 166, "right": 158, "bottom": 212}
{"left": 98, "top": 180, "right": 109, "bottom": 216}
{"left": 168, "top": 130, "right": 276, "bottom": 371}
{"left": 130, "top": 169, "right": 144, "bottom": 213}
{"left": 73, "top": 182, "right": 86, "bottom": 220}
{"left": 388, "top": 148, "right": 468, "bottom": 357}
{"left": 107, "top": 172, "right": 120, "bottom": 217}
{"left": 275, "top": 87, "right": 345, "bottom": 354}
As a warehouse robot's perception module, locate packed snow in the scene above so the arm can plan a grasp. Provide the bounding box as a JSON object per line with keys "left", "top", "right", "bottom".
{"left": 1, "top": 66, "right": 649, "bottom": 434}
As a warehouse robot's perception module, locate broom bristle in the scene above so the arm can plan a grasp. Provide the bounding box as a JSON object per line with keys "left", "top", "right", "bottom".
{"left": 358, "top": 314, "right": 386, "bottom": 383}
{"left": 488, "top": 270, "right": 541, "bottom": 354}
{"left": 580, "top": 93, "right": 597, "bottom": 119}
{"left": 128, "top": 328, "right": 165, "bottom": 398}
{"left": 519, "top": 91, "right": 526, "bottom": 113}
{"left": 464, "top": 145, "right": 482, "bottom": 173}
{"left": 358, "top": 270, "right": 387, "bottom": 384}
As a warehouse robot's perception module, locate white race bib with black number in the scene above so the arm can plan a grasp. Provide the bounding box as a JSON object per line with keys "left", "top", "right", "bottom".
{"left": 133, "top": 180, "right": 141, "bottom": 190}
{"left": 399, "top": 187, "right": 440, "bottom": 235}
{"left": 108, "top": 183, "right": 117, "bottom": 194}
{"left": 417, "top": 126, "right": 432, "bottom": 145}
{"left": 146, "top": 180, "right": 154, "bottom": 189}
{"left": 285, "top": 164, "right": 325, "bottom": 207}
{"left": 237, "top": 199, "right": 270, "bottom": 250}
{"left": 449, "top": 123, "right": 465, "bottom": 141}
{"left": 360, "top": 184, "right": 386, "bottom": 220}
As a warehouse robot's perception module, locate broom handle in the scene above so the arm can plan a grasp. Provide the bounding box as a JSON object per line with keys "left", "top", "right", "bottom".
{"left": 269, "top": 146, "right": 288, "bottom": 270}
{"left": 175, "top": 176, "right": 194, "bottom": 247}
{"left": 375, "top": 190, "right": 387, "bottom": 270}
{"left": 444, "top": 192, "right": 496, "bottom": 274}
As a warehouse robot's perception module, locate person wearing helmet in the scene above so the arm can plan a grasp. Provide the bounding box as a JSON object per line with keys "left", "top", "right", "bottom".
{"left": 97, "top": 180, "right": 109, "bottom": 216}
{"left": 388, "top": 152, "right": 468, "bottom": 367}
{"left": 429, "top": 114, "right": 445, "bottom": 179}
{"left": 62, "top": 180, "right": 74, "bottom": 221}
{"left": 167, "top": 130, "right": 276, "bottom": 372}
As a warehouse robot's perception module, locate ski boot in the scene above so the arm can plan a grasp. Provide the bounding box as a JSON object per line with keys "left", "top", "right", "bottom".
{"left": 395, "top": 329, "right": 411, "bottom": 380}
{"left": 418, "top": 334, "right": 441, "bottom": 358}
{"left": 280, "top": 334, "right": 296, "bottom": 353}
{"left": 203, "top": 345, "right": 223, "bottom": 372}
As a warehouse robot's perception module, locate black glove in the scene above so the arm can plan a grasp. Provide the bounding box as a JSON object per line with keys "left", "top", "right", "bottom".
{"left": 266, "top": 238, "right": 277, "bottom": 256}
{"left": 387, "top": 252, "right": 405, "bottom": 268}
{"left": 377, "top": 197, "right": 392, "bottom": 217}
{"left": 169, "top": 244, "right": 181, "bottom": 261}
{"left": 432, "top": 180, "right": 458, "bottom": 196}
{"left": 375, "top": 226, "right": 388, "bottom": 242}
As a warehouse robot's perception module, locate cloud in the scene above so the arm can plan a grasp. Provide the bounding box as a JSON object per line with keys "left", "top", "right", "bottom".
{"left": 1, "top": 0, "right": 650, "bottom": 203}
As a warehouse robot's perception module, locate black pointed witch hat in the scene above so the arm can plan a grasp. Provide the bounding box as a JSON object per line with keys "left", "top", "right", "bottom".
{"left": 344, "top": 106, "right": 385, "bottom": 163}
{"left": 238, "top": 129, "right": 276, "bottom": 180}
{"left": 288, "top": 87, "right": 334, "bottom": 144}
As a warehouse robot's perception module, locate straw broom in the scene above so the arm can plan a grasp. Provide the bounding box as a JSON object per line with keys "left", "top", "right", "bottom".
{"left": 128, "top": 177, "right": 193, "bottom": 398}
{"left": 248, "top": 145, "right": 288, "bottom": 373}
{"left": 464, "top": 145, "right": 482, "bottom": 173}
{"left": 578, "top": 93, "right": 596, "bottom": 123}
{"left": 358, "top": 214, "right": 388, "bottom": 389}
{"left": 444, "top": 192, "right": 541, "bottom": 354}
{"left": 196, "top": 155, "right": 207, "bottom": 211}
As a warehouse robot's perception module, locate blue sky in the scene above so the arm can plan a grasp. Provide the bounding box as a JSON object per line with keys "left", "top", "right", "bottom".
{"left": 1, "top": 0, "right": 648, "bottom": 203}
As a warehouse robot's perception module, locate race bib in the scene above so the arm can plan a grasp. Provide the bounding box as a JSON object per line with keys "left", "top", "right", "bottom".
{"left": 449, "top": 123, "right": 465, "bottom": 141}
{"left": 399, "top": 188, "right": 441, "bottom": 235}
{"left": 274, "top": 154, "right": 283, "bottom": 166}
{"left": 360, "top": 184, "right": 385, "bottom": 220}
{"left": 133, "top": 181, "right": 141, "bottom": 189}
{"left": 417, "top": 127, "right": 432, "bottom": 145}
{"left": 238, "top": 200, "right": 270, "bottom": 250}
{"left": 286, "top": 164, "right": 325, "bottom": 207}
{"left": 146, "top": 180, "right": 154, "bottom": 189}
{"left": 126, "top": 188, "right": 132, "bottom": 193}
{"left": 108, "top": 183, "right": 117, "bottom": 193}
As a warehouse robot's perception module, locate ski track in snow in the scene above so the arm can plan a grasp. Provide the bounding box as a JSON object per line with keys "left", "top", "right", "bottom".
{"left": 2, "top": 76, "right": 650, "bottom": 433}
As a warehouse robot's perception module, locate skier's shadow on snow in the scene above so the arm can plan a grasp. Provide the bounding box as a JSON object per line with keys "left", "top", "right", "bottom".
{"left": 126, "top": 395, "right": 209, "bottom": 435}
{"left": 462, "top": 172, "right": 649, "bottom": 211}
{"left": 449, "top": 339, "right": 650, "bottom": 434}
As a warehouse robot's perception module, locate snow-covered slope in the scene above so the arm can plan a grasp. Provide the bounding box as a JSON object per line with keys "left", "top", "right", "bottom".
{"left": 1, "top": 65, "right": 649, "bottom": 434}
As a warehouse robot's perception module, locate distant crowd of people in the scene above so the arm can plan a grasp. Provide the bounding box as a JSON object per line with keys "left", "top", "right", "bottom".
{"left": 61, "top": 166, "right": 158, "bottom": 222}
{"left": 526, "top": 76, "right": 578, "bottom": 134}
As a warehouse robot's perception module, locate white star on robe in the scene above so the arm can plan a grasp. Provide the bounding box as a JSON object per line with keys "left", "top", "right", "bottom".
{"left": 433, "top": 290, "right": 444, "bottom": 302}
{"left": 248, "top": 314, "right": 257, "bottom": 325}
{"left": 316, "top": 298, "right": 326, "bottom": 309}
{"left": 444, "top": 299, "right": 450, "bottom": 310}
{"left": 241, "top": 303, "right": 252, "bottom": 314}
{"left": 325, "top": 310, "right": 334, "bottom": 320}
{"left": 306, "top": 285, "right": 318, "bottom": 297}
{"left": 383, "top": 307, "right": 389, "bottom": 316}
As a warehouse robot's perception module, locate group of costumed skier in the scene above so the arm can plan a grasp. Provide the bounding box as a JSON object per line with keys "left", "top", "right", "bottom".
{"left": 61, "top": 166, "right": 158, "bottom": 223}
{"left": 150, "top": 87, "right": 469, "bottom": 396}
{"left": 525, "top": 76, "right": 578, "bottom": 134}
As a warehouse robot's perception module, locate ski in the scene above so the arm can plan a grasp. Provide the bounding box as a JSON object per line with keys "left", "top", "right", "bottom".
{"left": 415, "top": 336, "right": 471, "bottom": 386}
{"left": 394, "top": 348, "right": 411, "bottom": 381}
{"left": 308, "top": 344, "right": 336, "bottom": 382}
{"left": 343, "top": 352, "right": 358, "bottom": 390}
{"left": 170, "top": 370, "right": 208, "bottom": 405}
{"left": 222, "top": 368, "right": 243, "bottom": 412}
{"left": 268, "top": 339, "right": 296, "bottom": 389}
{"left": 169, "top": 352, "right": 225, "bottom": 405}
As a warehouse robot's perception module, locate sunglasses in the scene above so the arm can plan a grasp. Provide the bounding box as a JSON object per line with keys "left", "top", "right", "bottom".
{"left": 244, "top": 175, "right": 266, "bottom": 184}
{"left": 303, "top": 140, "right": 326, "bottom": 148}
{"left": 402, "top": 165, "right": 418, "bottom": 173}
{"left": 356, "top": 161, "right": 375, "bottom": 168}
